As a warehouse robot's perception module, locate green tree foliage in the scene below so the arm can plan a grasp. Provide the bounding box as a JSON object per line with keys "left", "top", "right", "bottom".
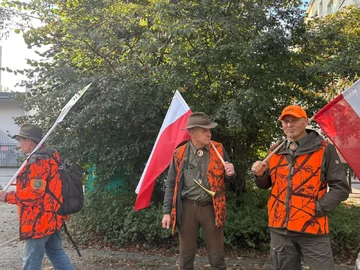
{"left": 16, "top": 0, "right": 317, "bottom": 192}
{"left": 300, "top": 6, "right": 360, "bottom": 100}
{"left": 0, "top": 1, "right": 33, "bottom": 40}
{"left": 12, "top": 0, "right": 360, "bottom": 254}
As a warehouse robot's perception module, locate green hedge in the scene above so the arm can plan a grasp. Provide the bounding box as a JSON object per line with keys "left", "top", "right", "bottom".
{"left": 69, "top": 191, "right": 171, "bottom": 247}
{"left": 329, "top": 204, "right": 360, "bottom": 259}
{"left": 69, "top": 188, "right": 360, "bottom": 258}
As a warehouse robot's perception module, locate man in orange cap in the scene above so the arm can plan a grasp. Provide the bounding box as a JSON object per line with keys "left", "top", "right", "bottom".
{"left": 251, "top": 105, "right": 349, "bottom": 270}
{"left": 162, "top": 112, "right": 235, "bottom": 270}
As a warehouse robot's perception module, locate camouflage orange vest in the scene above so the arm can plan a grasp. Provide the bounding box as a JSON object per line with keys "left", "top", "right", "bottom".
{"left": 6, "top": 147, "right": 66, "bottom": 240}
{"left": 267, "top": 142, "right": 328, "bottom": 235}
{"left": 170, "top": 141, "right": 226, "bottom": 234}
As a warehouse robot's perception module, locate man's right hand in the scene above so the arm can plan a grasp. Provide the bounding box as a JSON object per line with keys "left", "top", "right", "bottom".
{"left": 251, "top": 161, "right": 268, "bottom": 177}
{"left": 162, "top": 214, "right": 171, "bottom": 229}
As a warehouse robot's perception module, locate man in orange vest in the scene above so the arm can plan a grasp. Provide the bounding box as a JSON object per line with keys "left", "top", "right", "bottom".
{"left": 251, "top": 105, "right": 350, "bottom": 270}
{"left": 162, "top": 112, "right": 235, "bottom": 270}
{"left": 0, "top": 124, "right": 74, "bottom": 270}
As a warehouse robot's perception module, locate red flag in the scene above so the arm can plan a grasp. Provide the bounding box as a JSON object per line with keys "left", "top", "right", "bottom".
{"left": 314, "top": 79, "right": 360, "bottom": 179}
{"left": 134, "top": 91, "right": 192, "bottom": 211}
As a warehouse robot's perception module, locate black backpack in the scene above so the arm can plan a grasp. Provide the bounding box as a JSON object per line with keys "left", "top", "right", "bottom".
{"left": 56, "top": 161, "right": 84, "bottom": 216}
{"left": 51, "top": 157, "right": 84, "bottom": 257}
{"left": 30, "top": 147, "right": 84, "bottom": 257}
{"left": 29, "top": 147, "right": 84, "bottom": 215}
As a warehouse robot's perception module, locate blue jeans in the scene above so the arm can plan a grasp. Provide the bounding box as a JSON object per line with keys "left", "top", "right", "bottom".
{"left": 23, "top": 231, "right": 74, "bottom": 270}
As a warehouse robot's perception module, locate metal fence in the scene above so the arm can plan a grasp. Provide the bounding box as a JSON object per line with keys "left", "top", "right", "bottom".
{"left": 0, "top": 144, "right": 19, "bottom": 167}
{"left": 0, "top": 130, "right": 19, "bottom": 167}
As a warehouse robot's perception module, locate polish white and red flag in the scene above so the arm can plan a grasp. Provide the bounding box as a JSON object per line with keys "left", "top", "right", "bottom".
{"left": 134, "top": 91, "right": 192, "bottom": 211}
{"left": 314, "top": 79, "right": 360, "bottom": 179}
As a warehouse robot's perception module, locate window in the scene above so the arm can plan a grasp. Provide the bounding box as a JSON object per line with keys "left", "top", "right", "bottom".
{"left": 319, "top": 0, "right": 323, "bottom": 16}
{"left": 327, "top": 0, "right": 334, "bottom": 14}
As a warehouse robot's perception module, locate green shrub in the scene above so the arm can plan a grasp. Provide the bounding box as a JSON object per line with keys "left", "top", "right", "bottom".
{"left": 68, "top": 190, "right": 171, "bottom": 247}
{"left": 224, "top": 189, "right": 270, "bottom": 250}
{"left": 329, "top": 204, "right": 360, "bottom": 259}
{"left": 121, "top": 204, "right": 171, "bottom": 245}
{"left": 69, "top": 186, "right": 360, "bottom": 260}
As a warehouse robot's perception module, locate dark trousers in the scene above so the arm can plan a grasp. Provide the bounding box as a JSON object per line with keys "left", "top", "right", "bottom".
{"left": 178, "top": 200, "right": 226, "bottom": 270}
{"left": 270, "top": 231, "right": 335, "bottom": 270}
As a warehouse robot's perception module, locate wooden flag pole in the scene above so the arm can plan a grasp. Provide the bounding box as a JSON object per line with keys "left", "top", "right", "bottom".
{"left": 259, "top": 115, "right": 314, "bottom": 164}
{"left": 263, "top": 141, "right": 285, "bottom": 163}
{"left": 210, "top": 141, "right": 226, "bottom": 166}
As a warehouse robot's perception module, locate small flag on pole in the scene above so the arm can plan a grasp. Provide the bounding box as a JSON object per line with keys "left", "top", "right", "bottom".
{"left": 3, "top": 83, "right": 91, "bottom": 191}
{"left": 314, "top": 79, "right": 360, "bottom": 179}
{"left": 134, "top": 91, "right": 192, "bottom": 211}
{"left": 57, "top": 83, "right": 92, "bottom": 122}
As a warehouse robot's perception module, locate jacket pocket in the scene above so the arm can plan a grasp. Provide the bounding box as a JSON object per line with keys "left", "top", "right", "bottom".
{"left": 270, "top": 244, "right": 284, "bottom": 270}
{"left": 315, "top": 200, "right": 325, "bottom": 217}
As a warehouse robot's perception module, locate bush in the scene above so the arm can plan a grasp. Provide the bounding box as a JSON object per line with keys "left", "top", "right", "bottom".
{"left": 224, "top": 189, "right": 270, "bottom": 250}
{"left": 69, "top": 186, "right": 360, "bottom": 260}
{"left": 68, "top": 190, "right": 171, "bottom": 247}
{"left": 329, "top": 204, "right": 360, "bottom": 259}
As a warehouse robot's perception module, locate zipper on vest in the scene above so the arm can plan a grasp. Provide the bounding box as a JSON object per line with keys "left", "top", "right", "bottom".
{"left": 285, "top": 159, "right": 296, "bottom": 226}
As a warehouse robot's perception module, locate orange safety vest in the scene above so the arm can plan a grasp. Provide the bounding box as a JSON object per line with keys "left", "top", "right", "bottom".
{"left": 170, "top": 141, "right": 226, "bottom": 234}
{"left": 6, "top": 147, "right": 66, "bottom": 240}
{"left": 267, "top": 142, "right": 328, "bottom": 235}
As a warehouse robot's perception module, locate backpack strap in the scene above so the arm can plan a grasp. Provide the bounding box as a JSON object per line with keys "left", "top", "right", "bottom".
{"left": 40, "top": 150, "right": 63, "bottom": 207}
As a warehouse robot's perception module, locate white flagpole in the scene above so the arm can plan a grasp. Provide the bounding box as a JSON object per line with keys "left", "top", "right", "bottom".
{"left": 3, "top": 83, "right": 91, "bottom": 191}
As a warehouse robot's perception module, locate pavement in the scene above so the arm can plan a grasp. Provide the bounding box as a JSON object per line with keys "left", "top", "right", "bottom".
{"left": 0, "top": 167, "right": 17, "bottom": 190}
{"left": 347, "top": 180, "right": 360, "bottom": 204}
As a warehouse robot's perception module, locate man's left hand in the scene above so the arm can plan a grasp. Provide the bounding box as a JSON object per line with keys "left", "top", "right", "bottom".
{"left": 224, "top": 162, "right": 235, "bottom": 177}
{"left": 0, "top": 191, "right": 8, "bottom": 202}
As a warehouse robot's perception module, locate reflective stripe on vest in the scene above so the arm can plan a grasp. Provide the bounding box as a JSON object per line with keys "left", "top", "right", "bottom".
{"left": 268, "top": 144, "right": 328, "bottom": 235}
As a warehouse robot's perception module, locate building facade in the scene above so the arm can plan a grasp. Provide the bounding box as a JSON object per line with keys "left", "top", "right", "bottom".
{"left": 306, "top": 0, "right": 360, "bottom": 17}
{"left": 0, "top": 92, "right": 26, "bottom": 167}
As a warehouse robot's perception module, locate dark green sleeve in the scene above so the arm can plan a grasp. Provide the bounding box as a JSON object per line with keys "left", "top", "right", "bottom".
{"left": 163, "top": 157, "right": 177, "bottom": 214}
{"left": 316, "top": 144, "right": 350, "bottom": 216}
{"left": 254, "top": 170, "right": 272, "bottom": 190}
{"left": 253, "top": 145, "right": 276, "bottom": 190}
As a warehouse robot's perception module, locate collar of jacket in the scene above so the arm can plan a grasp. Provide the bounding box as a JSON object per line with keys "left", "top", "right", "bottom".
{"left": 276, "top": 129, "right": 324, "bottom": 156}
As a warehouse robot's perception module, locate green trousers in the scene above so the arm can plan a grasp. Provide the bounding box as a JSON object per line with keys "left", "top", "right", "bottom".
{"left": 177, "top": 199, "right": 226, "bottom": 270}
{"left": 270, "top": 231, "right": 335, "bottom": 270}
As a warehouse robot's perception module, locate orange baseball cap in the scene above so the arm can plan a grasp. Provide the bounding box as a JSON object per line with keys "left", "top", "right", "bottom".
{"left": 279, "top": 105, "right": 307, "bottom": 120}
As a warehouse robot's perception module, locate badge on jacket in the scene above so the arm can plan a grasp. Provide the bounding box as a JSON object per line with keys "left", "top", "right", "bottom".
{"left": 30, "top": 178, "right": 44, "bottom": 191}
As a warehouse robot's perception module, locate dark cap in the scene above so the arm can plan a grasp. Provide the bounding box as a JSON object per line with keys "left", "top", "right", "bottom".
{"left": 12, "top": 124, "right": 43, "bottom": 143}
{"left": 182, "top": 112, "right": 218, "bottom": 130}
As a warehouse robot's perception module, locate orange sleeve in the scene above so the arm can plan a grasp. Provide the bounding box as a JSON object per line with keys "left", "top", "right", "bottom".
{"left": 8, "top": 160, "right": 50, "bottom": 207}
{"left": 6, "top": 191, "right": 16, "bottom": 204}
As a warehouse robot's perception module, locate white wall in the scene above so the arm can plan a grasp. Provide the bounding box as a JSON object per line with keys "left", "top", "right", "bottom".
{"left": 0, "top": 167, "right": 17, "bottom": 189}
{"left": 307, "top": 0, "right": 358, "bottom": 17}
{"left": 0, "top": 99, "right": 26, "bottom": 138}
